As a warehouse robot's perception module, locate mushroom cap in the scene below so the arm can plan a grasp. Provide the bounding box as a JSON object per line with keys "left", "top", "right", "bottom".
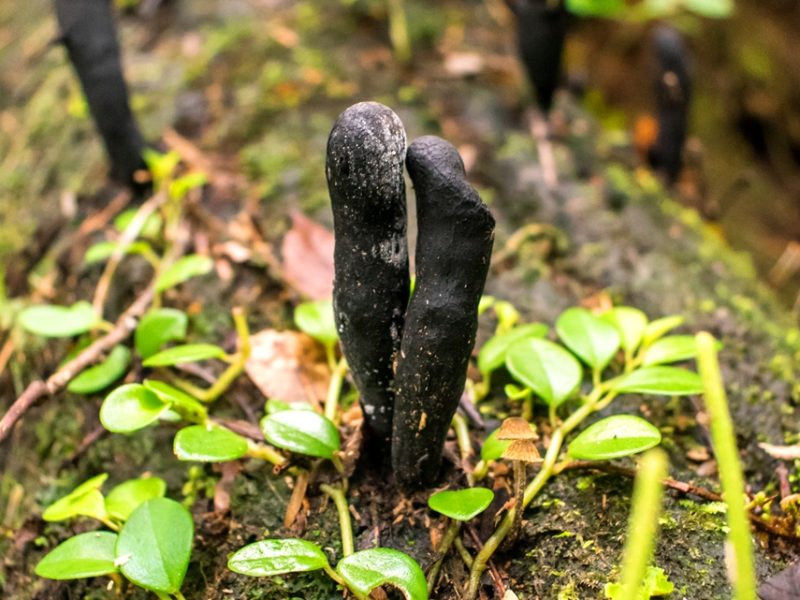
{"left": 501, "top": 439, "right": 542, "bottom": 463}
{"left": 496, "top": 417, "right": 538, "bottom": 441}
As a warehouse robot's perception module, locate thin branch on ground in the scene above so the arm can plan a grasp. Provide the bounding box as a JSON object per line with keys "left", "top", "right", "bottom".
{"left": 92, "top": 191, "right": 166, "bottom": 316}
{"left": 0, "top": 285, "right": 154, "bottom": 445}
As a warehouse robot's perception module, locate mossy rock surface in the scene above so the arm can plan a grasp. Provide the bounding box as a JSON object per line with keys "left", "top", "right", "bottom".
{"left": 1, "top": 1, "right": 799, "bottom": 599}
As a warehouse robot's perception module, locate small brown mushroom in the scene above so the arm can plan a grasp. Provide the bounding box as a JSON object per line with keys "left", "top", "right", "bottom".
{"left": 498, "top": 417, "right": 541, "bottom": 545}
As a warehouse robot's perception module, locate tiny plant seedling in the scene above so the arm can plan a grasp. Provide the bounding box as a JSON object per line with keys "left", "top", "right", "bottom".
{"left": 36, "top": 475, "right": 194, "bottom": 599}
{"left": 462, "top": 303, "right": 705, "bottom": 599}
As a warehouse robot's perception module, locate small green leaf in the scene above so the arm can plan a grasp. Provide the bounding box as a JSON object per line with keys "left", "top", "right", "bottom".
{"left": 100, "top": 384, "right": 171, "bottom": 433}
{"left": 478, "top": 323, "right": 548, "bottom": 375}
{"left": 135, "top": 308, "right": 189, "bottom": 359}
{"left": 260, "top": 410, "right": 340, "bottom": 459}
{"left": 105, "top": 477, "right": 166, "bottom": 522}
{"left": 143, "top": 380, "right": 207, "bottom": 420}
{"left": 642, "top": 335, "right": 701, "bottom": 366}
{"left": 683, "top": 0, "right": 733, "bottom": 18}
{"left": 294, "top": 300, "right": 338, "bottom": 346}
{"left": 142, "top": 343, "right": 226, "bottom": 367}
{"left": 67, "top": 346, "right": 131, "bottom": 394}
{"left": 610, "top": 367, "right": 703, "bottom": 396}
{"left": 155, "top": 254, "right": 213, "bottom": 293}
{"left": 84, "top": 240, "right": 154, "bottom": 265}
{"left": 605, "top": 565, "right": 675, "bottom": 598}
{"left": 480, "top": 428, "right": 512, "bottom": 462}
{"left": 116, "top": 498, "right": 193, "bottom": 594}
{"left": 265, "top": 399, "right": 314, "bottom": 414}
{"left": 18, "top": 302, "right": 97, "bottom": 338}
{"left": 566, "top": 0, "right": 626, "bottom": 17}
{"left": 642, "top": 315, "right": 684, "bottom": 347}
{"left": 336, "top": 548, "right": 428, "bottom": 600}
{"left": 506, "top": 338, "right": 583, "bottom": 407}
{"left": 556, "top": 307, "right": 621, "bottom": 371}
{"left": 174, "top": 425, "right": 249, "bottom": 462}
{"left": 168, "top": 172, "right": 207, "bottom": 201}
{"left": 227, "top": 538, "right": 329, "bottom": 577}
{"left": 569, "top": 415, "right": 662, "bottom": 460}
{"left": 35, "top": 531, "right": 119, "bottom": 580}
{"left": 602, "top": 307, "right": 648, "bottom": 354}
{"left": 42, "top": 474, "right": 109, "bottom": 523}
{"left": 114, "top": 208, "right": 163, "bottom": 239}
{"left": 428, "top": 488, "right": 494, "bottom": 521}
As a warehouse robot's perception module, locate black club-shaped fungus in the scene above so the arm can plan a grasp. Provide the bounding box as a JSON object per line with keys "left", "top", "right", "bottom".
{"left": 392, "top": 136, "right": 495, "bottom": 489}
{"left": 327, "top": 102, "right": 410, "bottom": 453}
{"left": 54, "top": 0, "right": 147, "bottom": 189}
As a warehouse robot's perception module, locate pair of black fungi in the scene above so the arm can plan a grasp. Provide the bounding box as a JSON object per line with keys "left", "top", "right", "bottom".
{"left": 327, "top": 102, "right": 495, "bottom": 490}
{"left": 54, "top": 0, "right": 147, "bottom": 190}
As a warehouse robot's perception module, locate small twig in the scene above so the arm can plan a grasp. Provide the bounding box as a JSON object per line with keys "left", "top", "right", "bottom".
{"left": 465, "top": 525, "right": 506, "bottom": 597}
{"left": 76, "top": 190, "right": 130, "bottom": 236}
{"left": 92, "top": 192, "right": 166, "bottom": 316}
{"left": 60, "top": 424, "right": 108, "bottom": 470}
{"left": 0, "top": 285, "right": 155, "bottom": 445}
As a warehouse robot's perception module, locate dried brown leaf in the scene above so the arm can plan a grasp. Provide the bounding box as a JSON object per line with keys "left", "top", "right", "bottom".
{"left": 245, "top": 329, "right": 330, "bottom": 405}
{"left": 281, "top": 210, "right": 334, "bottom": 300}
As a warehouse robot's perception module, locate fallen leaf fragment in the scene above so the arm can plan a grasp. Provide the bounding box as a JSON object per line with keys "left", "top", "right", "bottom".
{"left": 759, "top": 443, "right": 800, "bottom": 461}
{"left": 281, "top": 211, "right": 334, "bottom": 300}
{"left": 245, "top": 329, "right": 330, "bottom": 405}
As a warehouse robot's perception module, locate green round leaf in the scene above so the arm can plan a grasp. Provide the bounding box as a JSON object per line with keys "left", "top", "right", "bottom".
{"left": 683, "top": 0, "right": 733, "bottom": 18}
{"left": 642, "top": 315, "right": 684, "bottom": 347}
{"left": 428, "top": 488, "right": 494, "bottom": 521}
{"left": 42, "top": 474, "right": 109, "bottom": 523}
{"left": 114, "top": 208, "right": 163, "bottom": 239}
{"left": 174, "top": 425, "right": 249, "bottom": 462}
{"left": 602, "top": 307, "right": 648, "bottom": 354}
{"left": 100, "top": 384, "right": 171, "bottom": 433}
{"left": 478, "top": 323, "right": 549, "bottom": 375}
{"left": 116, "top": 498, "right": 194, "bottom": 594}
{"left": 143, "top": 380, "right": 207, "bottom": 421}
{"left": 336, "top": 548, "right": 428, "bottom": 600}
{"left": 642, "top": 335, "right": 700, "bottom": 366}
{"left": 35, "top": 531, "right": 119, "bottom": 580}
{"left": 135, "top": 308, "right": 189, "bottom": 359}
{"left": 260, "top": 410, "right": 340, "bottom": 459}
{"left": 294, "top": 300, "right": 338, "bottom": 346}
{"left": 566, "top": 0, "right": 626, "bottom": 16}
{"left": 142, "top": 343, "right": 227, "bottom": 368}
{"left": 480, "top": 428, "right": 511, "bottom": 462}
{"left": 609, "top": 367, "right": 703, "bottom": 396}
{"left": 265, "top": 398, "right": 314, "bottom": 414}
{"left": 84, "top": 240, "right": 153, "bottom": 265}
{"left": 568, "top": 415, "right": 662, "bottom": 460}
{"left": 155, "top": 254, "right": 213, "bottom": 293}
{"left": 506, "top": 338, "right": 582, "bottom": 407}
{"left": 18, "top": 302, "right": 97, "bottom": 338}
{"left": 67, "top": 346, "right": 131, "bottom": 395}
{"left": 105, "top": 477, "right": 167, "bottom": 522}
{"left": 556, "top": 307, "right": 621, "bottom": 371}
{"left": 227, "top": 538, "right": 328, "bottom": 577}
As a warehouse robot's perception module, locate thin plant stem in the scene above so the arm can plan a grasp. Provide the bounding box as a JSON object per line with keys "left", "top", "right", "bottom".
{"left": 319, "top": 483, "right": 354, "bottom": 557}
{"left": 696, "top": 332, "right": 756, "bottom": 600}
{"left": 453, "top": 536, "right": 474, "bottom": 568}
{"left": 247, "top": 442, "right": 287, "bottom": 466}
{"left": 617, "top": 448, "right": 668, "bottom": 600}
{"left": 386, "top": 0, "right": 411, "bottom": 65}
{"left": 173, "top": 592, "right": 187, "bottom": 600}
{"left": 452, "top": 413, "right": 475, "bottom": 486}
{"left": 427, "top": 520, "right": 461, "bottom": 593}
{"left": 322, "top": 563, "right": 349, "bottom": 590}
{"left": 325, "top": 357, "right": 348, "bottom": 424}
{"left": 168, "top": 308, "right": 250, "bottom": 403}
{"left": 325, "top": 343, "right": 338, "bottom": 373}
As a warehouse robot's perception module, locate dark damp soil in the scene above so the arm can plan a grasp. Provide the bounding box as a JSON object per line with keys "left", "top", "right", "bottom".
{"left": 2, "top": 1, "right": 800, "bottom": 599}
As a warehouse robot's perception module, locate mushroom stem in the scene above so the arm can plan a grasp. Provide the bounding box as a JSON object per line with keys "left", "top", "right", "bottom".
{"left": 327, "top": 102, "right": 409, "bottom": 455}
{"left": 392, "top": 136, "right": 495, "bottom": 489}
{"left": 507, "top": 460, "right": 526, "bottom": 546}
